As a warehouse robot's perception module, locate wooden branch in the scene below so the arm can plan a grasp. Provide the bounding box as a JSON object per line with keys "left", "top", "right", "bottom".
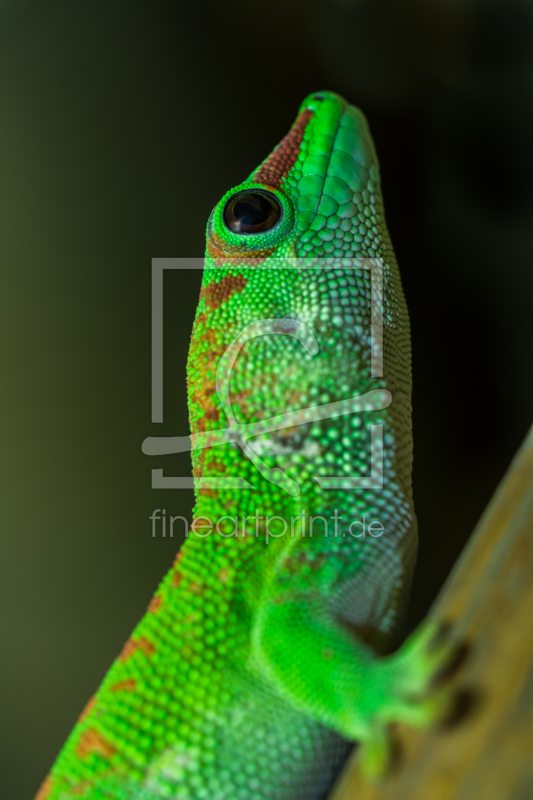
{"left": 330, "top": 423, "right": 533, "bottom": 800}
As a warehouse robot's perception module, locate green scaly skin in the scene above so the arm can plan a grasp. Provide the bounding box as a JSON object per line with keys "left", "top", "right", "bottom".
{"left": 37, "top": 92, "right": 453, "bottom": 800}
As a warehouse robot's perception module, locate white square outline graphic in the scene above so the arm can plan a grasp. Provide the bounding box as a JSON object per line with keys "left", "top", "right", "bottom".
{"left": 142, "top": 258, "right": 389, "bottom": 494}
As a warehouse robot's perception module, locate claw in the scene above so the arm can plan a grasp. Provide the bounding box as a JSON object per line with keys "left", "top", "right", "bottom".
{"left": 354, "top": 618, "right": 461, "bottom": 782}
{"left": 391, "top": 685, "right": 455, "bottom": 727}
{"left": 358, "top": 724, "right": 393, "bottom": 782}
{"left": 394, "top": 619, "right": 458, "bottom": 697}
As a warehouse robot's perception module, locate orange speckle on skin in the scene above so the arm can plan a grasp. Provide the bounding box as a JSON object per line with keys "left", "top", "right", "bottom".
{"left": 110, "top": 678, "right": 137, "bottom": 692}
{"left": 71, "top": 780, "right": 93, "bottom": 795}
{"left": 191, "top": 516, "right": 213, "bottom": 534}
{"left": 76, "top": 728, "right": 116, "bottom": 759}
{"left": 199, "top": 273, "right": 248, "bottom": 310}
{"left": 147, "top": 594, "right": 162, "bottom": 613}
{"left": 198, "top": 487, "right": 217, "bottom": 497}
{"left": 78, "top": 695, "right": 96, "bottom": 723}
{"left": 229, "top": 388, "right": 252, "bottom": 414}
{"left": 171, "top": 570, "right": 183, "bottom": 587}
{"left": 206, "top": 232, "right": 274, "bottom": 267}
{"left": 34, "top": 774, "right": 52, "bottom": 800}
{"left": 322, "top": 648, "right": 334, "bottom": 660}
{"left": 119, "top": 637, "right": 155, "bottom": 662}
{"left": 187, "top": 326, "right": 226, "bottom": 442}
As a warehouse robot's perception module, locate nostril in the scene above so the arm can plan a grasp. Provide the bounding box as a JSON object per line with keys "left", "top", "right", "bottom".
{"left": 313, "top": 93, "right": 324, "bottom": 101}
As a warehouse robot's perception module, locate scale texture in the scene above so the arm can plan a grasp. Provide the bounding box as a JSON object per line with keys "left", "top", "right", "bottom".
{"left": 37, "top": 92, "right": 452, "bottom": 800}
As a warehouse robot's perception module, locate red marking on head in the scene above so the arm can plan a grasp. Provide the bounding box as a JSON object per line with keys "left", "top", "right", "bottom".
{"left": 34, "top": 775, "right": 52, "bottom": 800}
{"left": 110, "top": 678, "right": 137, "bottom": 693}
{"left": 253, "top": 109, "right": 314, "bottom": 188}
{"left": 206, "top": 230, "right": 274, "bottom": 266}
{"left": 76, "top": 728, "right": 116, "bottom": 759}
{"left": 199, "top": 273, "right": 248, "bottom": 311}
{"left": 147, "top": 594, "right": 162, "bottom": 613}
{"left": 119, "top": 637, "right": 155, "bottom": 662}
{"left": 78, "top": 695, "right": 96, "bottom": 723}
{"left": 321, "top": 648, "right": 334, "bottom": 660}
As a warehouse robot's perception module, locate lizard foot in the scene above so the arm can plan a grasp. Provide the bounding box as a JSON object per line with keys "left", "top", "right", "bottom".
{"left": 356, "top": 621, "right": 459, "bottom": 781}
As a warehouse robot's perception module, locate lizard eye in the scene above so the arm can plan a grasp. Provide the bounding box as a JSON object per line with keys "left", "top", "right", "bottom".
{"left": 224, "top": 191, "right": 282, "bottom": 234}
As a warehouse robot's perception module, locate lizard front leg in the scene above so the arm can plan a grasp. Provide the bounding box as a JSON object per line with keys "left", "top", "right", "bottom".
{"left": 253, "top": 586, "right": 455, "bottom": 779}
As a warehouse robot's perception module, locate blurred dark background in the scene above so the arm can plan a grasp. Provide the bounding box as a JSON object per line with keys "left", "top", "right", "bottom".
{"left": 1, "top": 1, "right": 532, "bottom": 797}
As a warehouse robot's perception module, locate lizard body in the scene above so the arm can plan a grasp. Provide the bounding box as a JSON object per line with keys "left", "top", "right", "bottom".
{"left": 37, "top": 92, "right": 452, "bottom": 800}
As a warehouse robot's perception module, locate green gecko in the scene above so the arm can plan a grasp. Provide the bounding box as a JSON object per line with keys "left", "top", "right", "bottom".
{"left": 37, "top": 91, "right": 454, "bottom": 800}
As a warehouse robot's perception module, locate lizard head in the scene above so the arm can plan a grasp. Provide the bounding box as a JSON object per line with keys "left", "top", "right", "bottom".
{"left": 206, "top": 90, "right": 381, "bottom": 266}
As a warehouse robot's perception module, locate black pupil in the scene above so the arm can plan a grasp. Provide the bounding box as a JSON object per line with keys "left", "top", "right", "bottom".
{"left": 224, "top": 192, "right": 281, "bottom": 234}
{"left": 233, "top": 194, "right": 271, "bottom": 226}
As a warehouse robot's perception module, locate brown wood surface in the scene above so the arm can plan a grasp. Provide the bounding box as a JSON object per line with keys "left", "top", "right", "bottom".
{"left": 330, "top": 424, "right": 533, "bottom": 800}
